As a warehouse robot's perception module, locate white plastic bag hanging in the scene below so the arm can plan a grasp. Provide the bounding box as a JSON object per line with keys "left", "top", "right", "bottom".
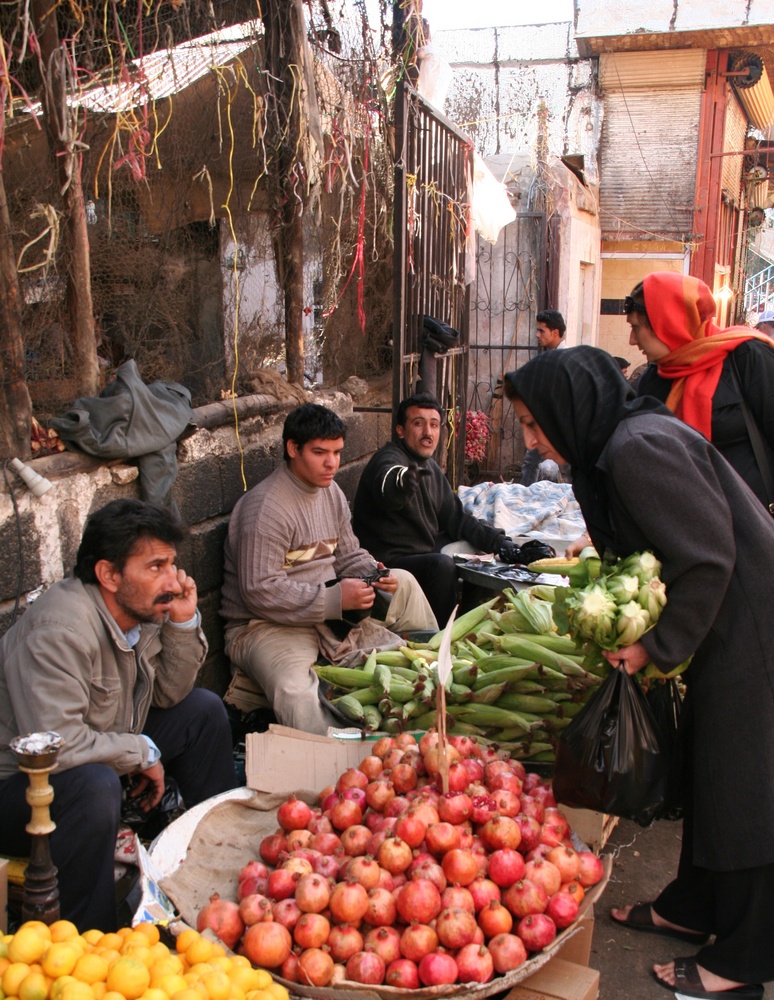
{"left": 469, "top": 152, "right": 517, "bottom": 245}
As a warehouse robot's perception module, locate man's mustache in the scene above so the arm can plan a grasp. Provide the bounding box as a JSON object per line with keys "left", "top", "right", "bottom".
{"left": 154, "top": 592, "right": 176, "bottom": 605}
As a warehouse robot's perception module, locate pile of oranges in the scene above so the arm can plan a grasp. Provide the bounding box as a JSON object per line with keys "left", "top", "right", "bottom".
{"left": 0, "top": 920, "right": 288, "bottom": 1000}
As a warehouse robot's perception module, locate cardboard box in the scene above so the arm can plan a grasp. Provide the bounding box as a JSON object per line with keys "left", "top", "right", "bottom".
{"left": 561, "top": 805, "right": 619, "bottom": 854}
{"left": 0, "top": 858, "right": 7, "bottom": 933}
{"left": 553, "top": 909, "right": 594, "bottom": 967}
{"left": 505, "top": 958, "right": 600, "bottom": 1000}
{"left": 246, "top": 725, "right": 383, "bottom": 798}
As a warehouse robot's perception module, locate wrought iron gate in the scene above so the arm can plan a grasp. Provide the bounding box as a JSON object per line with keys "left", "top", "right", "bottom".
{"left": 392, "top": 81, "right": 471, "bottom": 488}
{"left": 467, "top": 212, "right": 546, "bottom": 482}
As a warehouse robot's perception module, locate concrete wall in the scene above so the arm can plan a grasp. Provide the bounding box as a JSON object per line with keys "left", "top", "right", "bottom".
{"left": 0, "top": 393, "right": 392, "bottom": 695}
{"left": 576, "top": 0, "right": 772, "bottom": 37}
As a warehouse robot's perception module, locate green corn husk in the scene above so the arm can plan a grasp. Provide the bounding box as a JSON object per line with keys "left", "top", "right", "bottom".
{"left": 475, "top": 653, "right": 536, "bottom": 673}
{"left": 412, "top": 709, "right": 438, "bottom": 729}
{"left": 426, "top": 597, "right": 500, "bottom": 650}
{"left": 344, "top": 687, "right": 382, "bottom": 705}
{"left": 470, "top": 681, "right": 509, "bottom": 704}
{"left": 446, "top": 703, "right": 534, "bottom": 732}
{"left": 388, "top": 680, "right": 421, "bottom": 703}
{"left": 449, "top": 683, "right": 474, "bottom": 702}
{"left": 510, "top": 632, "right": 581, "bottom": 655}
{"left": 495, "top": 635, "right": 586, "bottom": 676}
{"left": 362, "top": 648, "right": 378, "bottom": 675}
{"left": 452, "top": 662, "right": 478, "bottom": 686}
{"left": 362, "top": 704, "right": 383, "bottom": 730}
{"left": 508, "top": 589, "right": 556, "bottom": 634}
{"left": 373, "top": 662, "right": 393, "bottom": 694}
{"left": 333, "top": 694, "right": 366, "bottom": 721}
{"left": 494, "top": 692, "right": 560, "bottom": 714}
{"left": 399, "top": 645, "right": 435, "bottom": 664}
{"left": 472, "top": 664, "right": 538, "bottom": 691}
{"left": 381, "top": 716, "right": 403, "bottom": 733}
{"left": 390, "top": 665, "right": 424, "bottom": 682}
{"left": 510, "top": 680, "right": 548, "bottom": 694}
{"left": 315, "top": 665, "right": 373, "bottom": 688}
{"left": 458, "top": 638, "right": 490, "bottom": 660}
{"left": 373, "top": 650, "right": 413, "bottom": 668}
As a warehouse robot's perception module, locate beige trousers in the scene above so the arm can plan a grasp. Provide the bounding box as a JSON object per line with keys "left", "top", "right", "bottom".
{"left": 224, "top": 568, "right": 437, "bottom": 735}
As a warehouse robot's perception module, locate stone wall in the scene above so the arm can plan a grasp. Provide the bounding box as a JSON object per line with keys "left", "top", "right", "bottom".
{"left": 0, "top": 391, "right": 392, "bottom": 695}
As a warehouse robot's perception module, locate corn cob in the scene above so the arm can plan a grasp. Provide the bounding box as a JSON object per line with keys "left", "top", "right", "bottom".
{"left": 399, "top": 645, "right": 435, "bottom": 664}
{"left": 426, "top": 598, "right": 500, "bottom": 650}
{"left": 470, "top": 681, "right": 509, "bottom": 704}
{"left": 373, "top": 650, "right": 413, "bottom": 668}
{"left": 373, "top": 662, "right": 393, "bottom": 694}
{"left": 509, "top": 632, "right": 581, "bottom": 655}
{"left": 494, "top": 692, "right": 562, "bottom": 715}
{"left": 343, "top": 687, "right": 382, "bottom": 705}
{"left": 475, "top": 653, "right": 536, "bottom": 673}
{"left": 362, "top": 705, "right": 383, "bottom": 730}
{"left": 451, "top": 662, "right": 478, "bottom": 686}
{"left": 510, "top": 680, "right": 548, "bottom": 694}
{"left": 449, "top": 683, "right": 474, "bottom": 701}
{"left": 333, "top": 694, "right": 366, "bottom": 721}
{"left": 445, "top": 703, "right": 534, "bottom": 732}
{"left": 362, "top": 648, "right": 378, "bottom": 675}
{"left": 494, "top": 635, "right": 586, "bottom": 676}
{"left": 315, "top": 665, "right": 373, "bottom": 688}
{"left": 472, "top": 664, "right": 538, "bottom": 690}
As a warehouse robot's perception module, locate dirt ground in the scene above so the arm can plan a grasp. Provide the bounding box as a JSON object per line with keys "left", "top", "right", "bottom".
{"left": 593, "top": 817, "right": 771, "bottom": 999}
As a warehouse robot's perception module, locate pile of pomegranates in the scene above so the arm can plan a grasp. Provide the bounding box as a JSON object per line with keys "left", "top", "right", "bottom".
{"left": 197, "top": 730, "right": 605, "bottom": 990}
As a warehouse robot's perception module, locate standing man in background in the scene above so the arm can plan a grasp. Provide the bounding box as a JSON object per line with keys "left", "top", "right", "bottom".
{"left": 520, "top": 310, "right": 567, "bottom": 486}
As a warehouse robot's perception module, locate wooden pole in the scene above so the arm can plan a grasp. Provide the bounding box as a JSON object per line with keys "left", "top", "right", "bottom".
{"left": 31, "top": 0, "right": 99, "bottom": 399}
{"left": 0, "top": 170, "right": 33, "bottom": 460}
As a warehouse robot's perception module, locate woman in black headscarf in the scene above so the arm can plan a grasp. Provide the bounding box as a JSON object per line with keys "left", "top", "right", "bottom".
{"left": 504, "top": 346, "right": 774, "bottom": 999}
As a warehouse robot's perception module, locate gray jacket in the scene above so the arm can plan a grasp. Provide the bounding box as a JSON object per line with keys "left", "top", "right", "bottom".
{"left": 0, "top": 578, "right": 207, "bottom": 780}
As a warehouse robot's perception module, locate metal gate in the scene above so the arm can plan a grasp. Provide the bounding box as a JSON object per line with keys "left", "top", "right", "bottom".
{"left": 467, "top": 212, "right": 546, "bottom": 482}
{"left": 392, "top": 81, "right": 471, "bottom": 488}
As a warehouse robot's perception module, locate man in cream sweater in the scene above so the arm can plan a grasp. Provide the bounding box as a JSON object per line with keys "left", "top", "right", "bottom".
{"left": 221, "top": 403, "right": 436, "bottom": 734}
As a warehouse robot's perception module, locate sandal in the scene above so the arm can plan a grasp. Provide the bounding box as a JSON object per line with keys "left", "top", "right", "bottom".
{"left": 610, "top": 903, "right": 710, "bottom": 944}
{"left": 652, "top": 956, "right": 763, "bottom": 999}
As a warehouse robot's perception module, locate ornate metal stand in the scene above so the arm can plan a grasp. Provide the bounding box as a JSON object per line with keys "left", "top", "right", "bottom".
{"left": 10, "top": 732, "right": 63, "bottom": 925}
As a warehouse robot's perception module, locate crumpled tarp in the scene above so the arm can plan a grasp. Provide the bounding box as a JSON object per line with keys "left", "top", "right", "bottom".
{"left": 51, "top": 359, "right": 193, "bottom": 508}
{"left": 458, "top": 480, "right": 586, "bottom": 542}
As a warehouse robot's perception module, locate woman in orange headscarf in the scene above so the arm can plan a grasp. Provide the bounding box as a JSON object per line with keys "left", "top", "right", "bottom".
{"left": 628, "top": 272, "right": 774, "bottom": 510}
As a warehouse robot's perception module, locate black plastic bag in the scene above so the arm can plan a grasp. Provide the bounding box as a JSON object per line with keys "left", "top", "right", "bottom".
{"left": 553, "top": 667, "right": 666, "bottom": 826}
{"left": 646, "top": 678, "right": 684, "bottom": 821}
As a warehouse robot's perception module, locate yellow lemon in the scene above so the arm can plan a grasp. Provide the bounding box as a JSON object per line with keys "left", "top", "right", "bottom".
{"left": 131, "top": 928, "right": 160, "bottom": 949}
{"left": 199, "top": 970, "right": 230, "bottom": 1000}
{"left": 243, "top": 991, "right": 273, "bottom": 1000}
{"left": 50, "top": 976, "right": 78, "bottom": 1000}
{"left": 95, "top": 937, "right": 122, "bottom": 955}
{"left": 120, "top": 947, "right": 152, "bottom": 970}
{"left": 183, "top": 941, "right": 215, "bottom": 971}
{"left": 91, "top": 983, "right": 107, "bottom": 1000}
{"left": 149, "top": 958, "right": 183, "bottom": 986}
{"left": 41, "top": 943, "right": 79, "bottom": 980}
{"left": 18, "top": 970, "right": 48, "bottom": 1000}
{"left": 249, "top": 974, "right": 270, "bottom": 993}
{"left": 80, "top": 932, "right": 102, "bottom": 949}
{"left": 225, "top": 959, "right": 249, "bottom": 973}
{"left": 105, "top": 958, "right": 150, "bottom": 1000}
{"left": 72, "top": 954, "right": 109, "bottom": 986}
{"left": 172, "top": 934, "right": 198, "bottom": 959}
{"left": 48, "top": 924, "right": 78, "bottom": 946}
{"left": 145, "top": 947, "right": 169, "bottom": 968}
{"left": 102, "top": 992, "right": 127, "bottom": 1000}
{"left": 0, "top": 958, "right": 10, "bottom": 978}
{"left": 3, "top": 962, "right": 32, "bottom": 997}
{"left": 225, "top": 969, "right": 259, "bottom": 995}
{"left": 205, "top": 961, "right": 229, "bottom": 976}
{"left": 8, "top": 930, "right": 47, "bottom": 967}
{"left": 153, "top": 974, "right": 188, "bottom": 998}
{"left": 262, "top": 985, "right": 288, "bottom": 1000}
{"left": 17, "top": 926, "right": 51, "bottom": 945}
{"left": 227, "top": 987, "right": 245, "bottom": 1000}
{"left": 139, "top": 990, "right": 169, "bottom": 1000}
{"left": 169, "top": 989, "right": 204, "bottom": 1000}
{"left": 60, "top": 982, "right": 95, "bottom": 1000}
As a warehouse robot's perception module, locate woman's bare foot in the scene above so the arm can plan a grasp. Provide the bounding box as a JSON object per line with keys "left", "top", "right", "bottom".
{"left": 610, "top": 903, "right": 700, "bottom": 937}
{"left": 653, "top": 959, "right": 747, "bottom": 993}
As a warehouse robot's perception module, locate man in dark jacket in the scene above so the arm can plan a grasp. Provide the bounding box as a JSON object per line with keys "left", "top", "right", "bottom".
{"left": 352, "top": 393, "right": 550, "bottom": 622}
{"left": 0, "top": 499, "right": 237, "bottom": 931}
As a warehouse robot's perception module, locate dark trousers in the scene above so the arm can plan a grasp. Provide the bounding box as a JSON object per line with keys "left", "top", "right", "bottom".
{"left": 389, "top": 551, "right": 459, "bottom": 625}
{"left": 653, "top": 706, "right": 774, "bottom": 984}
{"left": 0, "top": 688, "right": 238, "bottom": 932}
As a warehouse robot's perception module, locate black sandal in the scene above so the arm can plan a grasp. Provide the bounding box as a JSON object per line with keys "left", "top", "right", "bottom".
{"left": 652, "top": 956, "right": 763, "bottom": 999}
{"left": 610, "top": 903, "right": 710, "bottom": 944}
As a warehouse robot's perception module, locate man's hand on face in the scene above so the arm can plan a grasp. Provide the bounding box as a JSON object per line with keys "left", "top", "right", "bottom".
{"left": 168, "top": 568, "right": 198, "bottom": 623}
{"left": 130, "top": 761, "right": 166, "bottom": 812}
{"left": 401, "top": 464, "right": 432, "bottom": 495}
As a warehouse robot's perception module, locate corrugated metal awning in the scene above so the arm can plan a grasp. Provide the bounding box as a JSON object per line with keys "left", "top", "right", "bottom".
{"left": 599, "top": 50, "right": 707, "bottom": 92}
